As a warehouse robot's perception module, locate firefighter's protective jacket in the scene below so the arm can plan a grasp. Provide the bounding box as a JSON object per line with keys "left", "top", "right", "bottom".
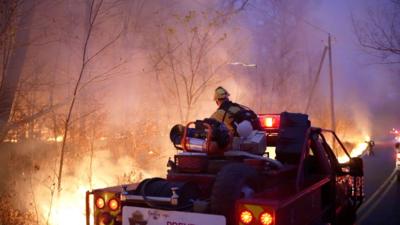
{"left": 211, "top": 100, "right": 260, "bottom": 135}
{"left": 211, "top": 101, "right": 242, "bottom": 133}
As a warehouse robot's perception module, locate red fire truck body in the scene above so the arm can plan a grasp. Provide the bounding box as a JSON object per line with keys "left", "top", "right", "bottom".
{"left": 86, "top": 112, "right": 364, "bottom": 225}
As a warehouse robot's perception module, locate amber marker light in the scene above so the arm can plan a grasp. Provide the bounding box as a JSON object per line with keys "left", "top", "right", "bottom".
{"left": 108, "top": 198, "right": 119, "bottom": 211}
{"left": 239, "top": 210, "right": 253, "bottom": 224}
{"left": 95, "top": 197, "right": 105, "bottom": 209}
{"left": 260, "top": 212, "right": 273, "bottom": 225}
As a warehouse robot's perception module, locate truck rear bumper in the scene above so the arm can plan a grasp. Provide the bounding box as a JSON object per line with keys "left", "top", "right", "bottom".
{"left": 122, "top": 206, "right": 226, "bottom": 225}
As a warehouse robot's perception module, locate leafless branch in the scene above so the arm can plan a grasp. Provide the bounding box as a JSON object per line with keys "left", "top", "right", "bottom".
{"left": 352, "top": 1, "right": 400, "bottom": 65}
{"left": 79, "top": 60, "right": 127, "bottom": 91}
{"left": 85, "top": 30, "right": 122, "bottom": 64}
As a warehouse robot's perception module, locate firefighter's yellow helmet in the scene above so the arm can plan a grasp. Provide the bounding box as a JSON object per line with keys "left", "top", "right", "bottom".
{"left": 214, "top": 86, "right": 230, "bottom": 101}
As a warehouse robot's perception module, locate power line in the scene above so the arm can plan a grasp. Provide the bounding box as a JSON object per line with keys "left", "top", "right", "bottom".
{"left": 305, "top": 46, "right": 328, "bottom": 113}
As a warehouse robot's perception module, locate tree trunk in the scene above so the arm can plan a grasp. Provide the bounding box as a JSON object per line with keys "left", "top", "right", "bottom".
{"left": 0, "top": 1, "right": 35, "bottom": 141}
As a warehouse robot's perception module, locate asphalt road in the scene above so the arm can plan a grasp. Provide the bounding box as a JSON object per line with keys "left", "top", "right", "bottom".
{"left": 355, "top": 141, "right": 400, "bottom": 225}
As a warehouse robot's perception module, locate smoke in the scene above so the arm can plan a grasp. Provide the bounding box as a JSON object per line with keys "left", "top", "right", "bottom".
{"left": 1, "top": 0, "right": 399, "bottom": 224}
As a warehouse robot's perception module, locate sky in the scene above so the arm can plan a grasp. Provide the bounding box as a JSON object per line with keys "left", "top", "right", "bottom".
{"left": 306, "top": 0, "right": 400, "bottom": 135}
{"left": 316, "top": 0, "right": 398, "bottom": 101}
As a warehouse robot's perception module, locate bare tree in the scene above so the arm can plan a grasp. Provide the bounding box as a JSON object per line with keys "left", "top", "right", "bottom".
{"left": 150, "top": 10, "right": 233, "bottom": 122}
{"left": 0, "top": 0, "right": 35, "bottom": 141}
{"left": 353, "top": 0, "right": 400, "bottom": 64}
{"left": 57, "top": 0, "right": 123, "bottom": 192}
{"left": 0, "top": 0, "right": 19, "bottom": 85}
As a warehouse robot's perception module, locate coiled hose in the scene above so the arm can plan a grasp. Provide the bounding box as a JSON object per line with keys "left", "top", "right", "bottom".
{"left": 140, "top": 178, "right": 194, "bottom": 211}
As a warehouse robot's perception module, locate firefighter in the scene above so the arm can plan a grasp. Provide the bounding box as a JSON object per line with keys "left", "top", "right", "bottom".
{"left": 366, "top": 140, "right": 375, "bottom": 156}
{"left": 210, "top": 86, "right": 260, "bottom": 135}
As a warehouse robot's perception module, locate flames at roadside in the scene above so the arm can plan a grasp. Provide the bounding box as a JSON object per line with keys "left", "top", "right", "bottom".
{"left": 337, "top": 136, "right": 370, "bottom": 164}
{"left": 31, "top": 151, "right": 157, "bottom": 225}
{"left": 337, "top": 142, "right": 368, "bottom": 163}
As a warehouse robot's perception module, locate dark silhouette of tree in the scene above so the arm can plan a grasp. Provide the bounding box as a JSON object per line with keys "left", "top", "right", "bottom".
{"left": 353, "top": 0, "right": 400, "bottom": 65}
{"left": 0, "top": 0, "right": 35, "bottom": 141}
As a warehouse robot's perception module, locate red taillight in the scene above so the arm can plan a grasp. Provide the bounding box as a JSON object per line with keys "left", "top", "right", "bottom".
{"left": 108, "top": 198, "right": 119, "bottom": 211}
{"left": 239, "top": 210, "right": 253, "bottom": 224}
{"left": 95, "top": 197, "right": 105, "bottom": 209}
{"left": 260, "top": 212, "right": 273, "bottom": 225}
{"left": 259, "top": 114, "right": 280, "bottom": 129}
{"left": 265, "top": 117, "right": 273, "bottom": 127}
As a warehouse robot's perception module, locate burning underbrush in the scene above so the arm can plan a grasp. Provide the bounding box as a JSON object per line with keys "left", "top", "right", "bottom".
{"left": 329, "top": 129, "right": 371, "bottom": 164}
{"left": 308, "top": 103, "right": 372, "bottom": 163}
{"left": 0, "top": 193, "right": 37, "bottom": 225}
{"left": 34, "top": 151, "right": 154, "bottom": 225}
{"left": 0, "top": 129, "right": 172, "bottom": 225}
{"left": 325, "top": 126, "right": 371, "bottom": 164}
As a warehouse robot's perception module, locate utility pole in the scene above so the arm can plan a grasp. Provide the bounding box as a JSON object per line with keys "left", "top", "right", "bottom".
{"left": 328, "top": 34, "right": 336, "bottom": 151}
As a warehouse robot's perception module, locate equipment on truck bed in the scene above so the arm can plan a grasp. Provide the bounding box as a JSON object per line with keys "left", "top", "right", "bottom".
{"left": 169, "top": 118, "right": 231, "bottom": 154}
{"left": 86, "top": 112, "right": 364, "bottom": 225}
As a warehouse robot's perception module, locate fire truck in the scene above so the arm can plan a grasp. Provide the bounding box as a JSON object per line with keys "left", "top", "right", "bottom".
{"left": 86, "top": 112, "right": 364, "bottom": 225}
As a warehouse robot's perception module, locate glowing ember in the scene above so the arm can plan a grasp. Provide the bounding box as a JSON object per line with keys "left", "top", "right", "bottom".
{"left": 4, "top": 138, "right": 18, "bottom": 143}
{"left": 47, "top": 135, "right": 64, "bottom": 142}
